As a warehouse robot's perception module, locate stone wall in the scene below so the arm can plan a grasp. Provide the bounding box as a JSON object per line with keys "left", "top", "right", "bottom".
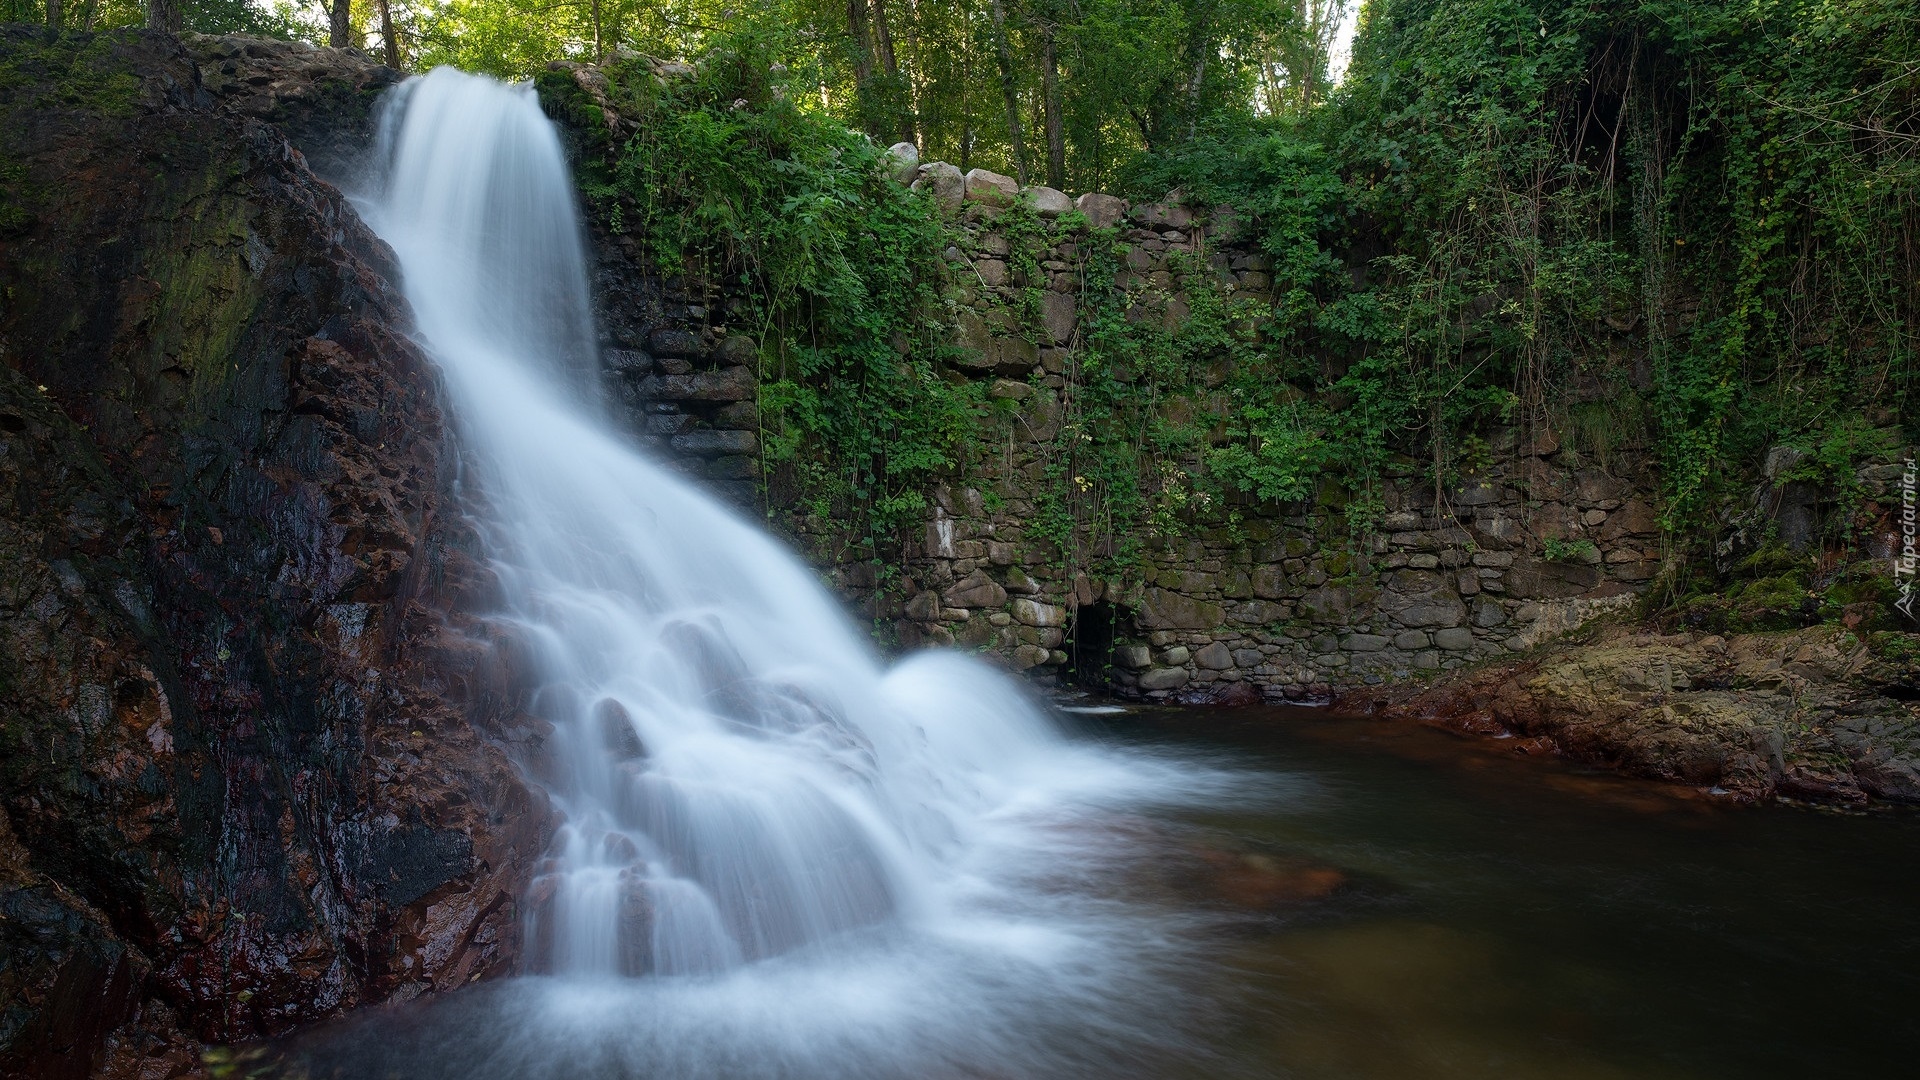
{"left": 542, "top": 100, "right": 1676, "bottom": 698}
{"left": 876, "top": 170, "right": 1663, "bottom": 700}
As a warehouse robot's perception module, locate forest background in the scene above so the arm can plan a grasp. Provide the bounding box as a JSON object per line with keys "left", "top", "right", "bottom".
{"left": 7, "top": 0, "right": 1916, "bottom": 614}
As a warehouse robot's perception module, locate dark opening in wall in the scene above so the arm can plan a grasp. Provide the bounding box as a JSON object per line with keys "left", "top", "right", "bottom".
{"left": 1067, "top": 601, "right": 1124, "bottom": 690}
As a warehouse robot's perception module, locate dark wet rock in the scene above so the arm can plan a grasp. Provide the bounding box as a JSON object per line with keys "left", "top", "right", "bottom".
{"left": 0, "top": 28, "right": 553, "bottom": 1073}
{"left": 181, "top": 32, "right": 402, "bottom": 183}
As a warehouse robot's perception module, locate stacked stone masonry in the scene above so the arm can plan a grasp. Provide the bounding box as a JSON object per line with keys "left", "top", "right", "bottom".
{"left": 567, "top": 149, "right": 1682, "bottom": 701}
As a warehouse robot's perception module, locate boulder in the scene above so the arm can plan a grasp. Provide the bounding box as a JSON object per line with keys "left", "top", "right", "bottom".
{"left": 1114, "top": 644, "right": 1153, "bottom": 669}
{"left": 1075, "top": 192, "right": 1127, "bottom": 229}
{"left": 1011, "top": 644, "right": 1051, "bottom": 670}
{"left": 1138, "top": 667, "right": 1191, "bottom": 691}
{"left": 1012, "top": 599, "right": 1067, "bottom": 627}
{"left": 912, "top": 162, "right": 965, "bottom": 211}
{"left": 1194, "top": 642, "right": 1235, "bottom": 670}
{"left": 944, "top": 569, "right": 1007, "bottom": 609}
{"left": 715, "top": 335, "right": 759, "bottom": 364}
{"left": 885, "top": 141, "right": 920, "bottom": 183}
{"left": 1024, "top": 185, "right": 1073, "bottom": 215}
{"left": 963, "top": 168, "right": 1020, "bottom": 207}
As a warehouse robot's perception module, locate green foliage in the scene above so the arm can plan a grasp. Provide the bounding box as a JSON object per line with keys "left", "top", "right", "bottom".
{"left": 1541, "top": 536, "right": 1597, "bottom": 563}
{"left": 566, "top": 29, "right": 981, "bottom": 571}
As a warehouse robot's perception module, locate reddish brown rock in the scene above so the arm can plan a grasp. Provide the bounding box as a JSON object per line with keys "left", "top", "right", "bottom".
{"left": 0, "top": 28, "right": 553, "bottom": 1075}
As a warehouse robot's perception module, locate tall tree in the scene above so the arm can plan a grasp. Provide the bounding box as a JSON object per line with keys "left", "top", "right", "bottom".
{"left": 330, "top": 0, "right": 352, "bottom": 49}
{"left": 987, "top": 0, "right": 1028, "bottom": 182}
{"left": 1041, "top": 10, "right": 1065, "bottom": 189}
{"left": 146, "top": 0, "right": 178, "bottom": 32}
{"left": 45, "top": 0, "right": 59, "bottom": 28}
{"left": 378, "top": 0, "right": 401, "bottom": 67}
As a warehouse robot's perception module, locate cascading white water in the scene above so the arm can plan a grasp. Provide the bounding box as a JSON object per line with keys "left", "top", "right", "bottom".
{"left": 294, "top": 65, "right": 1282, "bottom": 1080}
{"left": 358, "top": 67, "right": 1113, "bottom": 980}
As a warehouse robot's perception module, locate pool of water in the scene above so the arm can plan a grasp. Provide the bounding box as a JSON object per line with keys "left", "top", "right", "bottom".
{"left": 266, "top": 705, "right": 1919, "bottom": 1079}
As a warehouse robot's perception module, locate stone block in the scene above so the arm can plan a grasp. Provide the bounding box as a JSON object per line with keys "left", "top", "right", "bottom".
{"left": 885, "top": 141, "right": 920, "bottom": 183}
{"left": 1505, "top": 556, "right": 1603, "bottom": 599}
{"left": 905, "top": 591, "right": 940, "bottom": 620}
{"left": 1159, "top": 645, "right": 1191, "bottom": 665}
{"left": 1344, "top": 634, "right": 1390, "bottom": 652}
{"left": 1011, "top": 644, "right": 1051, "bottom": 670}
{"left": 640, "top": 367, "right": 755, "bottom": 402}
{"left": 944, "top": 569, "right": 1006, "bottom": 608}
{"left": 1393, "top": 630, "right": 1430, "bottom": 650}
{"left": 1002, "top": 567, "right": 1042, "bottom": 594}
{"left": 1138, "top": 588, "right": 1224, "bottom": 630}
{"left": 1075, "top": 192, "right": 1127, "bottom": 229}
{"left": 1041, "top": 291, "right": 1076, "bottom": 344}
{"left": 1252, "top": 566, "right": 1287, "bottom": 599}
{"left": 670, "top": 430, "right": 758, "bottom": 457}
{"left": 1138, "top": 667, "right": 1190, "bottom": 691}
{"left": 1194, "top": 642, "right": 1234, "bottom": 670}
{"left": 991, "top": 335, "right": 1040, "bottom": 375}
{"left": 964, "top": 168, "right": 1019, "bottom": 206}
{"left": 604, "top": 348, "right": 653, "bottom": 376}
{"left": 1232, "top": 648, "right": 1264, "bottom": 668}
{"left": 647, "top": 327, "right": 705, "bottom": 359}
{"left": 1228, "top": 600, "right": 1286, "bottom": 625}
{"left": 987, "top": 541, "right": 1017, "bottom": 566}
{"left": 1597, "top": 500, "right": 1661, "bottom": 541}
{"left": 1134, "top": 202, "right": 1194, "bottom": 229}
{"left": 1114, "top": 644, "right": 1152, "bottom": 669}
{"left": 715, "top": 335, "right": 758, "bottom": 365}
{"left": 707, "top": 455, "right": 755, "bottom": 480}
{"left": 1433, "top": 627, "right": 1475, "bottom": 650}
{"left": 913, "top": 162, "right": 965, "bottom": 210}
{"left": 1012, "top": 598, "right": 1067, "bottom": 628}
{"left": 1024, "top": 185, "right": 1073, "bottom": 215}
{"left": 975, "top": 259, "right": 1009, "bottom": 286}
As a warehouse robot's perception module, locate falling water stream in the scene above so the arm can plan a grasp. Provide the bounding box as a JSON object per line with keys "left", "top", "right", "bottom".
{"left": 279, "top": 69, "right": 1920, "bottom": 1080}
{"left": 335, "top": 66, "right": 1242, "bottom": 1075}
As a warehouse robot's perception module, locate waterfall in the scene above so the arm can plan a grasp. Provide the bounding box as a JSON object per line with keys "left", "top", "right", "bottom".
{"left": 357, "top": 67, "right": 1095, "bottom": 979}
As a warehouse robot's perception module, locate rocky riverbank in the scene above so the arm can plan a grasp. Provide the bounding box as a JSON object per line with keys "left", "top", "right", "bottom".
{"left": 1336, "top": 620, "right": 1920, "bottom": 806}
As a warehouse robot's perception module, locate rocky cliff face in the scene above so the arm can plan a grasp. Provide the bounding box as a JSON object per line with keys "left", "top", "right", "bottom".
{"left": 0, "top": 28, "right": 550, "bottom": 1078}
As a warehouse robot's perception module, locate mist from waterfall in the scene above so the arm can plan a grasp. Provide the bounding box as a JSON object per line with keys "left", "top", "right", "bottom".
{"left": 343, "top": 67, "right": 1254, "bottom": 1078}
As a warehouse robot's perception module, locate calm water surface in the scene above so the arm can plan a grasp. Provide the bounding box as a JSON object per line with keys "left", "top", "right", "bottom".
{"left": 272, "top": 705, "right": 1919, "bottom": 1080}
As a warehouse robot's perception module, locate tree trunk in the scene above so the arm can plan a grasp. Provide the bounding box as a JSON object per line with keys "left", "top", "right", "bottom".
{"left": 81, "top": 0, "right": 97, "bottom": 29}
{"left": 871, "top": 0, "right": 898, "bottom": 75}
{"left": 378, "top": 0, "right": 400, "bottom": 68}
{"left": 146, "top": 0, "right": 179, "bottom": 32}
{"left": 848, "top": 0, "right": 874, "bottom": 85}
{"left": 46, "top": 0, "right": 61, "bottom": 29}
{"left": 591, "top": 0, "right": 602, "bottom": 60}
{"left": 1042, "top": 19, "right": 1065, "bottom": 190}
{"left": 987, "top": 0, "right": 1027, "bottom": 183}
{"left": 330, "top": 0, "right": 352, "bottom": 50}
